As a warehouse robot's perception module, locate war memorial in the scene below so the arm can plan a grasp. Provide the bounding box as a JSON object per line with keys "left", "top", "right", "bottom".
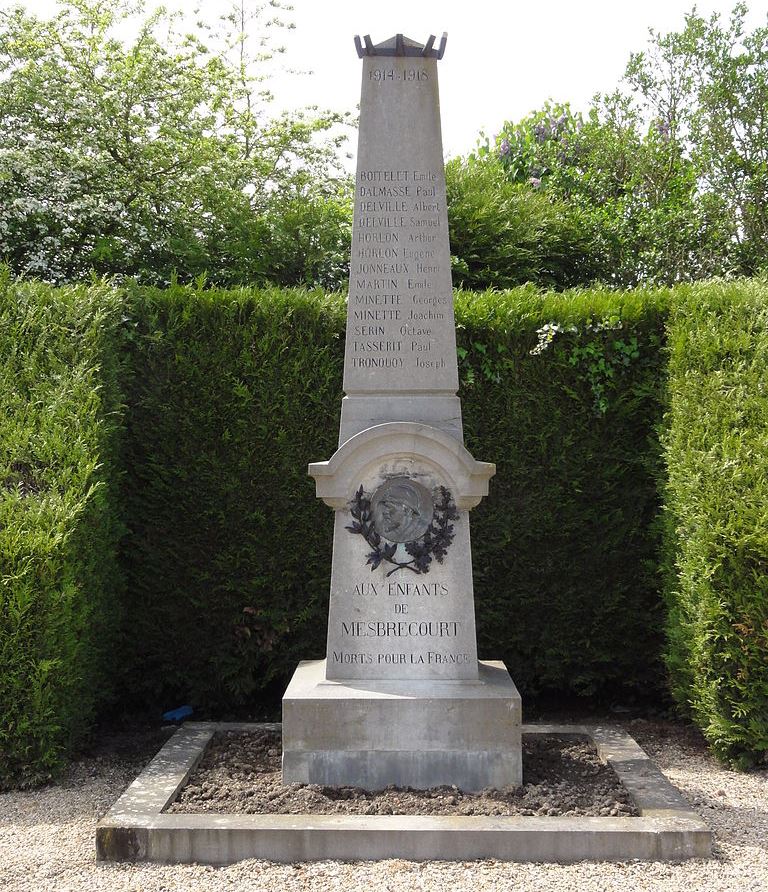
{"left": 95, "top": 33, "right": 711, "bottom": 866}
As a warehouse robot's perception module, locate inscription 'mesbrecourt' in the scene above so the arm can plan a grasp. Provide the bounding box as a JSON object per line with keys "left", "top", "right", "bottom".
{"left": 340, "top": 620, "right": 460, "bottom": 637}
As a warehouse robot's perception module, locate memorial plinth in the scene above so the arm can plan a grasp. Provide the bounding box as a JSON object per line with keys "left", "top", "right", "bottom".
{"left": 282, "top": 33, "right": 522, "bottom": 792}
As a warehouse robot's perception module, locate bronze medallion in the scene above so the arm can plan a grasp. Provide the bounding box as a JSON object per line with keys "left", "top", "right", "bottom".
{"left": 370, "top": 476, "right": 434, "bottom": 543}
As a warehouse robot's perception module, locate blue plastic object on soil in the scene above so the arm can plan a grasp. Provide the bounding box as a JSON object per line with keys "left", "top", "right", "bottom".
{"left": 162, "top": 705, "right": 193, "bottom": 721}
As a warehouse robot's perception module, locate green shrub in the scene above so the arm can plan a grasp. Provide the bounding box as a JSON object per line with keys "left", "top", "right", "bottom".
{"left": 487, "top": 95, "right": 738, "bottom": 287}
{"left": 118, "top": 284, "right": 346, "bottom": 711}
{"left": 8, "top": 277, "right": 766, "bottom": 779}
{"left": 663, "top": 280, "right": 768, "bottom": 765}
{"left": 0, "top": 274, "right": 125, "bottom": 787}
{"left": 114, "top": 283, "right": 669, "bottom": 710}
{"left": 446, "top": 158, "right": 604, "bottom": 290}
{"left": 457, "top": 286, "right": 669, "bottom": 696}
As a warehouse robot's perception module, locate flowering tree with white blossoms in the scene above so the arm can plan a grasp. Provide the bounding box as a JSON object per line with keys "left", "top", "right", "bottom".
{"left": 0, "top": 0, "right": 352, "bottom": 287}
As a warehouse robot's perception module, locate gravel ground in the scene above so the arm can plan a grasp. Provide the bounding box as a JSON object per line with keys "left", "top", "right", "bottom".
{"left": 170, "top": 730, "right": 638, "bottom": 817}
{"left": 1, "top": 716, "right": 767, "bottom": 892}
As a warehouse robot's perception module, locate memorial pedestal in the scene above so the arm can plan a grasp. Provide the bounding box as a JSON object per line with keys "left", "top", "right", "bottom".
{"left": 282, "top": 659, "right": 522, "bottom": 791}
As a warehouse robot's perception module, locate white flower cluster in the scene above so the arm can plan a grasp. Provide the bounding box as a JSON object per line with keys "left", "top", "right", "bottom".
{"left": 530, "top": 322, "right": 577, "bottom": 355}
{"left": 530, "top": 317, "right": 625, "bottom": 356}
{"left": 586, "top": 317, "right": 623, "bottom": 333}
{"left": 0, "top": 145, "right": 128, "bottom": 283}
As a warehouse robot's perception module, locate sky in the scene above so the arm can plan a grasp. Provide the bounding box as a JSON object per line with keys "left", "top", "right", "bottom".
{"left": 267, "top": 0, "right": 763, "bottom": 159}
{"left": 11, "top": 0, "right": 766, "bottom": 160}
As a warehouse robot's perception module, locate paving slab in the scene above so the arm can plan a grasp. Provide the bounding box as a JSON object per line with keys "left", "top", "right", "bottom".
{"left": 96, "top": 722, "right": 711, "bottom": 864}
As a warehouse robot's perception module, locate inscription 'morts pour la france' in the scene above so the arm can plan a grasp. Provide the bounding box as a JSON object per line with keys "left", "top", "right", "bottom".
{"left": 343, "top": 54, "right": 459, "bottom": 394}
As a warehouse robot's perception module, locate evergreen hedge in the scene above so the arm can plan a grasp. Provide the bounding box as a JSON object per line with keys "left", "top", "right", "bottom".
{"left": 663, "top": 281, "right": 768, "bottom": 765}
{"left": 117, "top": 284, "right": 668, "bottom": 710}
{"left": 118, "top": 285, "right": 345, "bottom": 710}
{"left": 3, "top": 277, "right": 766, "bottom": 784}
{"left": 0, "top": 275, "right": 125, "bottom": 787}
{"left": 457, "top": 287, "right": 668, "bottom": 697}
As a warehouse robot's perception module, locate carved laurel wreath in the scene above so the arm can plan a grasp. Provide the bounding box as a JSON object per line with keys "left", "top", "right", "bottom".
{"left": 346, "top": 484, "right": 459, "bottom": 577}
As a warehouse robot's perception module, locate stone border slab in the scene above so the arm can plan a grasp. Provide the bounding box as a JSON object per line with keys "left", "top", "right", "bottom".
{"left": 96, "top": 722, "right": 711, "bottom": 864}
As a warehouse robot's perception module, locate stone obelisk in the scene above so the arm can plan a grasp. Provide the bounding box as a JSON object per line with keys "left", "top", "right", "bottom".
{"left": 282, "top": 33, "right": 522, "bottom": 791}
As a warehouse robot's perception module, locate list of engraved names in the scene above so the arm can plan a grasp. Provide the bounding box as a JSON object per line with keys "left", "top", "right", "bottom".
{"left": 350, "top": 166, "right": 451, "bottom": 377}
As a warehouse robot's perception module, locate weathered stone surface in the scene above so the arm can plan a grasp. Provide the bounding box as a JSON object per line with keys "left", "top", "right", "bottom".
{"left": 96, "top": 721, "right": 713, "bottom": 865}
{"left": 310, "top": 38, "right": 497, "bottom": 685}
{"left": 310, "top": 422, "right": 494, "bottom": 681}
{"left": 282, "top": 659, "right": 522, "bottom": 790}
{"left": 309, "top": 422, "right": 494, "bottom": 511}
{"left": 289, "top": 33, "right": 514, "bottom": 791}
{"left": 341, "top": 51, "right": 460, "bottom": 443}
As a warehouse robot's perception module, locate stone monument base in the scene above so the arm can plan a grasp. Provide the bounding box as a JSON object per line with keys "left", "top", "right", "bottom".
{"left": 282, "top": 659, "right": 522, "bottom": 792}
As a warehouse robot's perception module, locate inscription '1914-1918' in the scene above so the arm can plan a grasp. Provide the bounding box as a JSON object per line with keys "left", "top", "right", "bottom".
{"left": 369, "top": 67, "right": 428, "bottom": 82}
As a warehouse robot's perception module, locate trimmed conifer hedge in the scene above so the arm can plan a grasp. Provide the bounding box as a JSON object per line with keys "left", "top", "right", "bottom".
{"left": 118, "top": 284, "right": 346, "bottom": 710}
{"left": 457, "top": 286, "right": 668, "bottom": 697}
{"left": 0, "top": 275, "right": 125, "bottom": 787}
{"left": 116, "top": 284, "right": 668, "bottom": 710}
{"left": 3, "top": 277, "right": 766, "bottom": 784}
{"left": 662, "top": 281, "right": 768, "bottom": 766}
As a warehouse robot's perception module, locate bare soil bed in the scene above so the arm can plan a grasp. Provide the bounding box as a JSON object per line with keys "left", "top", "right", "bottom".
{"left": 5, "top": 716, "right": 768, "bottom": 892}
{"left": 168, "top": 729, "right": 639, "bottom": 817}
